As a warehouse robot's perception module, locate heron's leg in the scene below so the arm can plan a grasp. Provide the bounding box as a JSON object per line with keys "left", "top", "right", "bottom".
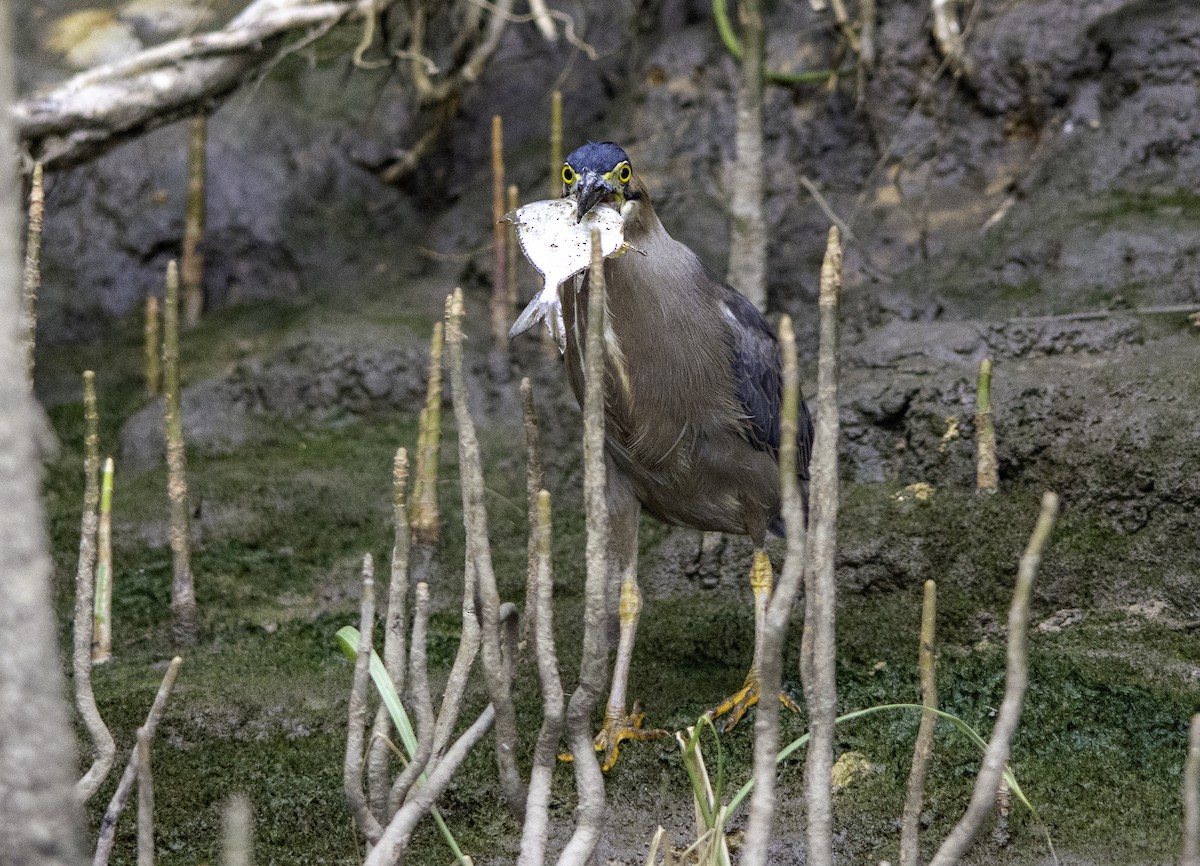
{"left": 593, "top": 474, "right": 668, "bottom": 770}
{"left": 706, "top": 548, "right": 801, "bottom": 732}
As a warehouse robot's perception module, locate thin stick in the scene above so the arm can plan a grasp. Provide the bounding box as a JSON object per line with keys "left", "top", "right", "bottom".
{"left": 75, "top": 371, "right": 115, "bottom": 801}
{"left": 517, "top": 490, "right": 565, "bottom": 866}
{"left": 181, "top": 115, "right": 207, "bottom": 329}
{"left": 93, "top": 456, "right": 115, "bottom": 664}
{"left": 144, "top": 295, "right": 161, "bottom": 396}
{"left": 93, "top": 656, "right": 183, "bottom": 866}
{"left": 742, "top": 316, "right": 806, "bottom": 866}
{"left": 900, "top": 579, "right": 938, "bottom": 866}
{"left": 549, "top": 91, "right": 563, "bottom": 199}
{"left": 221, "top": 795, "right": 254, "bottom": 866}
{"left": 21, "top": 161, "right": 43, "bottom": 381}
{"left": 521, "top": 377, "right": 544, "bottom": 646}
{"left": 446, "top": 287, "right": 526, "bottom": 818}
{"left": 387, "top": 582, "right": 435, "bottom": 815}
{"left": 801, "top": 226, "right": 842, "bottom": 866}
{"left": 929, "top": 492, "right": 1058, "bottom": 866}
{"left": 976, "top": 359, "right": 998, "bottom": 493}
{"left": 1185, "top": 714, "right": 1200, "bottom": 866}
{"left": 490, "top": 115, "right": 509, "bottom": 352}
{"left": 556, "top": 229, "right": 610, "bottom": 866}
{"left": 544, "top": 91, "right": 564, "bottom": 357}
{"left": 344, "top": 555, "right": 383, "bottom": 844}
{"left": 136, "top": 728, "right": 154, "bottom": 866}
{"left": 370, "top": 448, "right": 411, "bottom": 820}
{"left": 507, "top": 183, "right": 520, "bottom": 307}
{"left": 411, "top": 324, "right": 443, "bottom": 547}
{"left": 163, "top": 260, "right": 198, "bottom": 645}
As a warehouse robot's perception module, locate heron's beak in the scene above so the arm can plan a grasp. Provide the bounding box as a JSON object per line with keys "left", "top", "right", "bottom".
{"left": 574, "top": 171, "right": 618, "bottom": 222}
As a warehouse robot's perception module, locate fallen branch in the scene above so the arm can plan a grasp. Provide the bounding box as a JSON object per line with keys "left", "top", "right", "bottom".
{"left": 15, "top": 0, "right": 399, "bottom": 170}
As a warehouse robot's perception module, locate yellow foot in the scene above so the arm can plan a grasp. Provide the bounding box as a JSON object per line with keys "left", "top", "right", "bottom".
{"left": 594, "top": 701, "right": 669, "bottom": 771}
{"left": 706, "top": 674, "right": 801, "bottom": 733}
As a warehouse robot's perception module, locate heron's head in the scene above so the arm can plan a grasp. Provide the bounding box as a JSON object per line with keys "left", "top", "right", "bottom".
{"left": 561, "top": 141, "right": 641, "bottom": 222}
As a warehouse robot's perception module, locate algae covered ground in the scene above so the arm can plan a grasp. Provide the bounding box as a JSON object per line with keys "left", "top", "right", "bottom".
{"left": 34, "top": 287, "right": 1200, "bottom": 866}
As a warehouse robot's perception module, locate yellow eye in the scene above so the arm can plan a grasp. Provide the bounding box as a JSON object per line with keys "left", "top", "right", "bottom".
{"left": 562, "top": 164, "right": 575, "bottom": 185}
{"left": 617, "top": 162, "right": 632, "bottom": 184}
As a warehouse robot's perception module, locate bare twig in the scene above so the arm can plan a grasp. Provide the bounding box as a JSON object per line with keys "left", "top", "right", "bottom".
{"left": 15, "top": 0, "right": 402, "bottom": 170}
{"left": 365, "top": 703, "right": 495, "bottom": 866}
{"left": 490, "top": 115, "right": 509, "bottom": 353}
{"left": 900, "top": 579, "right": 938, "bottom": 866}
{"left": 163, "top": 260, "right": 198, "bottom": 645}
{"left": 94, "top": 656, "right": 184, "bottom": 866}
{"left": 370, "top": 448, "right": 411, "bottom": 820}
{"left": 181, "top": 116, "right": 207, "bottom": 330}
{"left": 725, "top": 0, "right": 767, "bottom": 311}
{"left": 92, "top": 456, "right": 115, "bottom": 664}
{"left": 344, "top": 556, "right": 383, "bottom": 845}
{"left": 136, "top": 728, "right": 154, "bottom": 866}
{"left": 518, "top": 489, "right": 565, "bottom": 866}
{"left": 1184, "top": 714, "right": 1200, "bottom": 866}
{"left": 144, "top": 295, "right": 161, "bottom": 396}
{"left": 387, "top": 582, "right": 435, "bottom": 816}
{"left": 221, "top": 795, "right": 254, "bottom": 866}
{"left": 556, "top": 229, "right": 610, "bottom": 866}
{"left": 521, "top": 377, "right": 544, "bottom": 646}
{"left": 929, "top": 492, "right": 1059, "bottom": 866}
{"left": 742, "top": 316, "right": 806, "bottom": 866}
{"left": 74, "top": 371, "right": 115, "bottom": 802}
{"left": 976, "top": 359, "right": 998, "bottom": 493}
{"left": 446, "top": 287, "right": 526, "bottom": 818}
{"left": 801, "top": 226, "right": 842, "bottom": 866}
{"left": 21, "top": 161, "right": 43, "bottom": 381}
{"left": 507, "top": 183, "right": 520, "bottom": 308}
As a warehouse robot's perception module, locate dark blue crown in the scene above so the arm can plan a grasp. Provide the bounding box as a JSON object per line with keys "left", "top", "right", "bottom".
{"left": 564, "top": 141, "right": 631, "bottom": 173}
